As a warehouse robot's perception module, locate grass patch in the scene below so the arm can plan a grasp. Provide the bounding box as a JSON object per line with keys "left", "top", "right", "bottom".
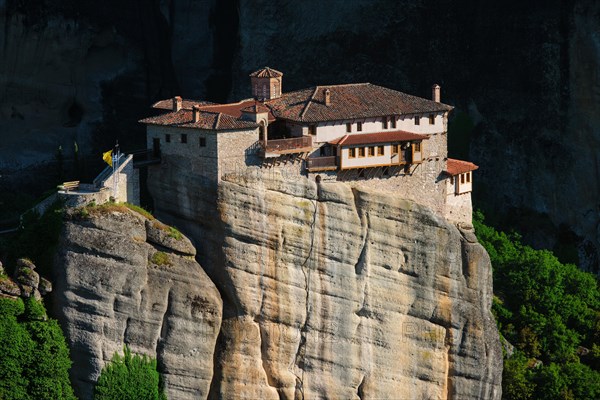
{"left": 167, "top": 226, "right": 182, "bottom": 240}
{"left": 123, "top": 203, "right": 154, "bottom": 220}
{"left": 75, "top": 202, "right": 154, "bottom": 221}
{"left": 150, "top": 251, "right": 170, "bottom": 266}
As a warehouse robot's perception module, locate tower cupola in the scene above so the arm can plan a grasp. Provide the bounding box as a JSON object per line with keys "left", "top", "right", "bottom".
{"left": 250, "top": 67, "right": 283, "bottom": 100}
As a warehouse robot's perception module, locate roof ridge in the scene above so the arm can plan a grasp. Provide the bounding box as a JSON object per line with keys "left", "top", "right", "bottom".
{"left": 300, "top": 86, "right": 320, "bottom": 120}
{"left": 214, "top": 113, "right": 222, "bottom": 129}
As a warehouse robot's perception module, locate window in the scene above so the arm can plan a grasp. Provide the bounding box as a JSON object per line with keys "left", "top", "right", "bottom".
{"left": 382, "top": 117, "right": 388, "bottom": 129}
{"left": 199, "top": 137, "right": 206, "bottom": 147}
{"left": 357, "top": 121, "right": 363, "bottom": 131}
{"left": 309, "top": 125, "right": 317, "bottom": 136}
{"left": 461, "top": 174, "right": 465, "bottom": 184}
{"left": 390, "top": 117, "right": 396, "bottom": 129}
{"left": 358, "top": 147, "right": 365, "bottom": 157}
{"left": 413, "top": 142, "right": 421, "bottom": 152}
{"left": 181, "top": 134, "right": 187, "bottom": 143}
{"left": 349, "top": 148, "right": 356, "bottom": 158}
{"left": 429, "top": 114, "right": 435, "bottom": 125}
{"left": 377, "top": 145, "right": 384, "bottom": 156}
{"left": 391, "top": 144, "right": 399, "bottom": 155}
{"left": 346, "top": 123, "right": 352, "bottom": 133}
{"left": 414, "top": 116, "right": 420, "bottom": 125}
{"left": 262, "top": 84, "right": 267, "bottom": 99}
{"left": 165, "top": 134, "right": 171, "bottom": 143}
{"left": 466, "top": 172, "right": 471, "bottom": 183}
{"left": 368, "top": 146, "right": 375, "bottom": 156}
{"left": 450, "top": 176, "right": 454, "bottom": 184}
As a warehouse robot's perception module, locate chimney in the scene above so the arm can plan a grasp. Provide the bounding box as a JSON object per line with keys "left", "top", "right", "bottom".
{"left": 173, "top": 96, "right": 182, "bottom": 111}
{"left": 192, "top": 105, "right": 201, "bottom": 123}
{"left": 324, "top": 88, "right": 331, "bottom": 106}
{"left": 432, "top": 84, "right": 441, "bottom": 102}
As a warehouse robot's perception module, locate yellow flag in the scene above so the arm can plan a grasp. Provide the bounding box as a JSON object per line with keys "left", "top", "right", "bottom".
{"left": 102, "top": 150, "right": 112, "bottom": 167}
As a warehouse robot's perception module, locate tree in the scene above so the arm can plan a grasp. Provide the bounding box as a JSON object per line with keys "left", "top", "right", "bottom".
{"left": 0, "top": 298, "right": 75, "bottom": 400}
{"left": 94, "top": 346, "right": 166, "bottom": 400}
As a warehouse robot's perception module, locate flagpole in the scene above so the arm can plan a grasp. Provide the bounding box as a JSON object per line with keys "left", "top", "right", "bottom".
{"left": 112, "top": 141, "right": 120, "bottom": 200}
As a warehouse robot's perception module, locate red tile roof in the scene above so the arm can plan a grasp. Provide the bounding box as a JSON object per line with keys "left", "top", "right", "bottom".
{"left": 152, "top": 98, "right": 215, "bottom": 110}
{"left": 200, "top": 99, "right": 276, "bottom": 122}
{"left": 445, "top": 158, "right": 479, "bottom": 175}
{"left": 139, "top": 109, "right": 258, "bottom": 130}
{"left": 249, "top": 67, "right": 283, "bottom": 78}
{"left": 329, "top": 131, "right": 428, "bottom": 146}
{"left": 266, "top": 83, "right": 453, "bottom": 123}
{"left": 240, "top": 102, "right": 271, "bottom": 114}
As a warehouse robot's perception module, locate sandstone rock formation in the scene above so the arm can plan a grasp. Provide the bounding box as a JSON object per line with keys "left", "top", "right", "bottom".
{"left": 205, "top": 172, "right": 503, "bottom": 399}
{"left": 0, "top": 258, "right": 51, "bottom": 300}
{"left": 53, "top": 206, "right": 222, "bottom": 400}
{"left": 146, "top": 165, "right": 503, "bottom": 398}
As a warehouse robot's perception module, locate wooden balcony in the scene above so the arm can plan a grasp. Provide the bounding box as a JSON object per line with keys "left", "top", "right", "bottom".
{"left": 262, "top": 136, "right": 313, "bottom": 157}
{"left": 307, "top": 156, "right": 338, "bottom": 172}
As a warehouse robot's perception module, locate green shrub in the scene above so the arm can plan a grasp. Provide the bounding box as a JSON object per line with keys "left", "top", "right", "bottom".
{"left": 0, "top": 298, "right": 75, "bottom": 400}
{"left": 94, "top": 346, "right": 166, "bottom": 400}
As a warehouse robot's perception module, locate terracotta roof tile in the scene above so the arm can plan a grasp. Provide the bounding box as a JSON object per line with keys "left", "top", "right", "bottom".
{"left": 267, "top": 83, "right": 453, "bottom": 123}
{"left": 445, "top": 158, "right": 479, "bottom": 175}
{"left": 249, "top": 67, "right": 283, "bottom": 78}
{"left": 139, "top": 109, "right": 258, "bottom": 130}
{"left": 329, "top": 131, "right": 428, "bottom": 146}
{"left": 199, "top": 99, "right": 276, "bottom": 122}
{"left": 152, "top": 98, "right": 215, "bottom": 110}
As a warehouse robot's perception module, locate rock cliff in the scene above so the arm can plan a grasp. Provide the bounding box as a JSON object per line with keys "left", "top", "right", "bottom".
{"left": 146, "top": 165, "right": 503, "bottom": 399}
{"left": 53, "top": 205, "right": 222, "bottom": 400}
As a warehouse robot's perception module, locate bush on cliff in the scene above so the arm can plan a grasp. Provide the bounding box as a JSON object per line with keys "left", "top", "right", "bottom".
{"left": 0, "top": 297, "right": 75, "bottom": 400}
{"left": 474, "top": 211, "right": 600, "bottom": 399}
{"left": 94, "top": 346, "right": 166, "bottom": 400}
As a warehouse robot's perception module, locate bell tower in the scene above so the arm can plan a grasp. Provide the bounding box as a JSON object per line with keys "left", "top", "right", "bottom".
{"left": 250, "top": 67, "right": 283, "bottom": 100}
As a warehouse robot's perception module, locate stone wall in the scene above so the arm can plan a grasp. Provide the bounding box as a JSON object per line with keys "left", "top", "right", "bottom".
{"left": 445, "top": 191, "right": 474, "bottom": 226}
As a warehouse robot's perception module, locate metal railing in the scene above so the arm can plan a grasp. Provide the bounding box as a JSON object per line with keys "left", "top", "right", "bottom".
{"left": 264, "top": 136, "right": 312, "bottom": 153}
{"left": 307, "top": 156, "right": 337, "bottom": 170}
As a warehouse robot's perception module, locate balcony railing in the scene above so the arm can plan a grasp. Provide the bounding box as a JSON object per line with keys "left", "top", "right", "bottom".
{"left": 306, "top": 156, "right": 337, "bottom": 171}
{"left": 263, "top": 136, "right": 313, "bottom": 154}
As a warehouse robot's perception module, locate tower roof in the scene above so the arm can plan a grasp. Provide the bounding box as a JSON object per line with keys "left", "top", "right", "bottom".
{"left": 249, "top": 67, "right": 283, "bottom": 78}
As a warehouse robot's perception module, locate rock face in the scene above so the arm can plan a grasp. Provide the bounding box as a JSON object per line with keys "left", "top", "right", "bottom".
{"left": 53, "top": 207, "right": 222, "bottom": 400}
{"left": 147, "top": 165, "right": 503, "bottom": 398}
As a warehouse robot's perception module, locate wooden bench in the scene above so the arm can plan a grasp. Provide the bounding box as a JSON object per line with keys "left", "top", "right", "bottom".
{"left": 58, "top": 180, "right": 80, "bottom": 192}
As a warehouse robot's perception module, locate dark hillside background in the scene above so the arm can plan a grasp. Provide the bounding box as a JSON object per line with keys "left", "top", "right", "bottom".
{"left": 1, "top": 0, "right": 599, "bottom": 272}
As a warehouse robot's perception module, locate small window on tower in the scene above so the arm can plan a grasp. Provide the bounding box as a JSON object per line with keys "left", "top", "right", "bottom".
{"left": 199, "top": 137, "right": 206, "bottom": 147}
{"left": 346, "top": 123, "right": 352, "bottom": 133}
{"left": 429, "top": 114, "right": 435, "bottom": 125}
{"left": 165, "top": 134, "right": 171, "bottom": 143}
{"left": 357, "top": 121, "right": 363, "bottom": 131}
{"left": 414, "top": 116, "right": 421, "bottom": 125}
{"left": 181, "top": 134, "right": 187, "bottom": 143}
